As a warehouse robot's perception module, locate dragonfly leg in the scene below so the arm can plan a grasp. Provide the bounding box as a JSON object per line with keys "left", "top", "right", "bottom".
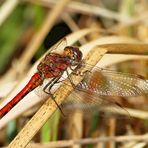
{"left": 43, "top": 77, "right": 66, "bottom": 116}
{"left": 70, "top": 65, "right": 91, "bottom": 76}
{"left": 65, "top": 70, "right": 77, "bottom": 89}
{"left": 65, "top": 68, "right": 92, "bottom": 96}
{"left": 76, "top": 70, "right": 91, "bottom": 76}
{"left": 43, "top": 77, "right": 61, "bottom": 92}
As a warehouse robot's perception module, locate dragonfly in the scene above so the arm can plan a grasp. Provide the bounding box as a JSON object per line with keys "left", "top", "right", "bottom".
{"left": 0, "top": 38, "right": 148, "bottom": 119}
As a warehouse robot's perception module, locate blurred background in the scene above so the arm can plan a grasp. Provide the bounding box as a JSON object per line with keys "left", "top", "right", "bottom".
{"left": 0, "top": 0, "right": 148, "bottom": 147}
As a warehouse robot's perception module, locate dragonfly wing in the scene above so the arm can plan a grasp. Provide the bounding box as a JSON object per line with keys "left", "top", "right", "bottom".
{"left": 60, "top": 65, "right": 148, "bottom": 118}
{"left": 75, "top": 65, "right": 148, "bottom": 97}
{"left": 49, "top": 38, "right": 67, "bottom": 53}
{"left": 61, "top": 88, "right": 130, "bottom": 118}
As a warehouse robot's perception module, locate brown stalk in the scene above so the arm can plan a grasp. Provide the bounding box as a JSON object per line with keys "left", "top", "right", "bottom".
{"left": 25, "top": 134, "right": 148, "bottom": 147}
{"left": 62, "top": 13, "right": 87, "bottom": 45}
{"left": 101, "top": 107, "right": 148, "bottom": 119}
{"left": 8, "top": 47, "right": 107, "bottom": 148}
{"left": 23, "top": 0, "right": 148, "bottom": 24}
{"left": 23, "top": 0, "right": 123, "bottom": 21}
{"left": 98, "top": 43, "right": 148, "bottom": 55}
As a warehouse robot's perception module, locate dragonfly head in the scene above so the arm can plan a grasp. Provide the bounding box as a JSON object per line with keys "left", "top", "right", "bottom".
{"left": 64, "top": 46, "right": 82, "bottom": 66}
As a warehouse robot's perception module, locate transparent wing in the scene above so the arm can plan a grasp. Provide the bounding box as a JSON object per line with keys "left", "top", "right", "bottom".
{"left": 74, "top": 65, "right": 148, "bottom": 97}
{"left": 48, "top": 38, "right": 67, "bottom": 53}
{"left": 61, "top": 65, "right": 147, "bottom": 117}
{"left": 60, "top": 86, "right": 131, "bottom": 118}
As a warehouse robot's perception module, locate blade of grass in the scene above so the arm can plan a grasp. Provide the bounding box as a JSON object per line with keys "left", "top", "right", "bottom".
{"left": 6, "top": 120, "right": 17, "bottom": 143}
{"left": 41, "top": 119, "right": 50, "bottom": 143}
{"left": 52, "top": 111, "right": 60, "bottom": 141}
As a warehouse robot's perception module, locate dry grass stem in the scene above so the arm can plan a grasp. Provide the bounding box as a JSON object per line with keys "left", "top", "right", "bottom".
{"left": 98, "top": 43, "right": 148, "bottom": 55}
{"left": 71, "top": 111, "right": 83, "bottom": 148}
{"left": 26, "top": 134, "right": 148, "bottom": 147}
{"left": 101, "top": 107, "right": 148, "bottom": 119}
{"left": 108, "top": 118, "right": 116, "bottom": 147}
{"left": 65, "top": 28, "right": 99, "bottom": 45}
{"left": 0, "top": 0, "right": 19, "bottom": 26}
{"left": 62, "top": 13, "right": 87, "bottom": 44}
{"left": 26, "top": 0, "right": 148, "bottom": 26}
{"left": 23, "top": 0, "right": 128, "bottom": 22}
{"left": 8, "top": 46, "right": 107, "bottom": 148}
{"left": 110, "top": 12, "right": 148, "bottom": 32}
{"left": 80, "top": 36, "right": 140, "bottom": 53}
{"left": 99, "top": 54, "right": 148, "bottom": 68}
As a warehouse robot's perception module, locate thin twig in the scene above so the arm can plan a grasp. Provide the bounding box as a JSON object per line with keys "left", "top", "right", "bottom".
{"left": 8, "top": 46, "right": 107, "bottom": 148}
{"left": 23, "top": 0, "right": 129, "bottom": 22}
{"left": 0, "top": 0, "right": 19, "bottom": 26}
{"left": 23, "top": 0, "right": 148, "bottom": 33}
{"left": 101, "top": 107, "right": 148, "bottom": 119}
{"left": 23, "top": 0, "right": 148, "bottom": 25}
{"left": 25, "top": 134, "right": 148, "bottom": 148}
{"left": 62, "top": 13, "right": 87, "bottom": 44}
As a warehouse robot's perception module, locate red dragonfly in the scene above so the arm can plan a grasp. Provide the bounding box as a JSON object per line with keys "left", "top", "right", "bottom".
{"left": 0, "top": 38, "right": 148, "bottom": 119}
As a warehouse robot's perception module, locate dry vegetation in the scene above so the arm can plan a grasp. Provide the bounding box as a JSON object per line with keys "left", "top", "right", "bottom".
{"left": 0, "top": 0, "right": 148, "bottom": 148}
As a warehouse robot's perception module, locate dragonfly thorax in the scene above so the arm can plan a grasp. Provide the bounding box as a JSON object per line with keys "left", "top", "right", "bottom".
{"left": 37, "top": 53, "right": 71, "bottom": 79}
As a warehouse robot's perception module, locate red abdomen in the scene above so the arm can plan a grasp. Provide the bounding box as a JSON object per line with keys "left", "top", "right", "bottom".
{"left": 0, "top": 72, "right": 43, "bottom": 119}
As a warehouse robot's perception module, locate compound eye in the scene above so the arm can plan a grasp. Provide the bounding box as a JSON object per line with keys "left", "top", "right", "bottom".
{"left": 71, "top": 55, "right": 75, "bottom": 60}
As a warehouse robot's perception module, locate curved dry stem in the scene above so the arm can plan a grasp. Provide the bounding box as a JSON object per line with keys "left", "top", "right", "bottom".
{"left": 100, "top": 107, "right": 148, "bottom": 119}
{"left": 0, "top": 0, "right": 19, "bottom": 26}
{"left": 23, "top": 0, "right": 131, "bottom": 22}
{"left": 80, "top": 36, "right": 141, "bottom": 57}
{"left": 80, "top": 36, "right": 148, "bottom": 67}
{"left": 62, "top": 13, "right": 87, "bottom": 45}
{"left": 26, "top": 134, "right": 148, "bottom": 147}
{"left": 98, "top": 54, "right": 148, "bottom": 68}
{"left": 98, "top": 43, "right": 148, "bottom": 55}
{"left": 24, "top": 0, "right": 148, "bottom": 25}
{"left": 8, "top": 46, "right": 107, "bottom": 148}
